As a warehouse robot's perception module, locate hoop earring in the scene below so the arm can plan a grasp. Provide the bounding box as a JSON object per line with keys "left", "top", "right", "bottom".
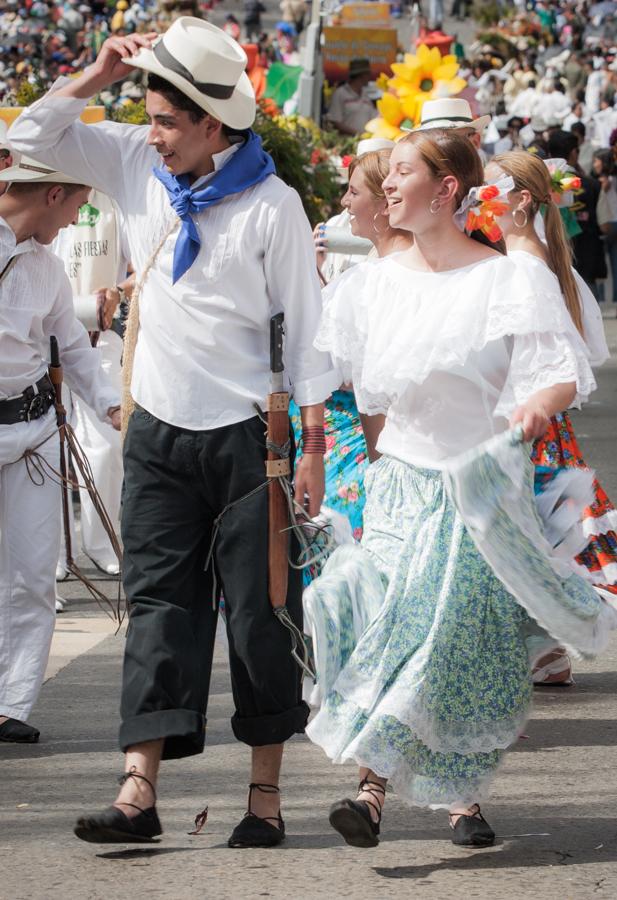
{"left": 513, "top": 207, "right": 528, "bottom": 228}
{"left": 429, "top": 198, "right": 441, "bottom": 214}
{"left": 373, "top": 210, "right": 384, "bottom": 234}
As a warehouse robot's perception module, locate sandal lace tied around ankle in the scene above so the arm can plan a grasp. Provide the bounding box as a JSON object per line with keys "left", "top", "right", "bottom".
{"left": 245, "top": 782, "right": 283, "bottom": 828}
{"left": 116, "top": 766, "right": 158, "bottom": 816}
{"left": 357, "top": 778, "right": 386, "bottom": 825}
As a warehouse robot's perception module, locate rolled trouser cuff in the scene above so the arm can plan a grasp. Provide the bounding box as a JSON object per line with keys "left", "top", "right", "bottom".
{"left": 119, "top": 709, "right": 206, "bottom": 760}
{"left": 231, "top": 701, "right": 310, "bottom": 747}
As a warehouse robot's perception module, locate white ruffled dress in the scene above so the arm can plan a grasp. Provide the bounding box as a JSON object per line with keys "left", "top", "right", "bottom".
{"left": 303, "top": 253, "right": 611, "bottom": 810}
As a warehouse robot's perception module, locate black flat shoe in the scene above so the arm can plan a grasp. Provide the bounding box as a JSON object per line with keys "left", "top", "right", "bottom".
{"left": 0, "top": 718, "right": 40, "bottom": 743}
{"left": 74, "top": 805, "right": 162, "bottom": 844}
{"left": 74, "top": 767, "right": 162, "bottom": 844}
{"left": 329, "top": 778, "right": 385, "bottom": 849}
{"left": 449, "top": 804, "right": 495, "bottom": 847}
{"left": 228, "top": 783, "right": 285, "bottom": 848}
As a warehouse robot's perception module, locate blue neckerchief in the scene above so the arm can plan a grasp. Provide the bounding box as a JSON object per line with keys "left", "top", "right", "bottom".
{"left": 153, "top": 130, "right": 276, "bottom": 283}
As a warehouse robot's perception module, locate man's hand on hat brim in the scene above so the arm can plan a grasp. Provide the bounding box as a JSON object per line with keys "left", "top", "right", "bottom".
{"left": 54, "top": 32, "right": 158, "bottom": 99}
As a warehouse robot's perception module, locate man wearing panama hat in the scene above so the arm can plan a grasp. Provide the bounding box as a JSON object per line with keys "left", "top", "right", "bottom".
{"left": 412, "top": 98, "right": 491, "bottom": 161}
{"left": 0, "top": 156, "right": 120, "bottom": 746}
{"left": 413, "top": 98, "right": 491, "bottom": 134}
{"left": 10, "top": 17, "right": 337, "bottom": 846}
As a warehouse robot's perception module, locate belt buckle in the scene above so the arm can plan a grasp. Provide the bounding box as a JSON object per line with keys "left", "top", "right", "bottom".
{"left": 26, "top": 392, "right": 47, "bottom": 422}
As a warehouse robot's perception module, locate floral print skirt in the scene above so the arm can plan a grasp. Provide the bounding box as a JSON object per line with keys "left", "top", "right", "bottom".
{"left": 290, "top": 389, "right": 368, "bottom": 542}
{"left": 533, "top": 412, "right": 617, "bottom": 595}
{"left": 304, "top": 455, "right": 533, "bottom": 810}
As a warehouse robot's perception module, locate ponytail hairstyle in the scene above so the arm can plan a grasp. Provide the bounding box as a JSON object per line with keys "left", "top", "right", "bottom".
{"left": 493, "top": 151, "right": 584, "bottom": 336}
{"left": 400, "top": 128, "right": 506, "bottom": 254}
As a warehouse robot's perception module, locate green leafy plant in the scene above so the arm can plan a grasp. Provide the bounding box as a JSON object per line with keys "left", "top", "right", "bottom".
{"left": 13, "top": 78, "right": 45, "bottom": 107}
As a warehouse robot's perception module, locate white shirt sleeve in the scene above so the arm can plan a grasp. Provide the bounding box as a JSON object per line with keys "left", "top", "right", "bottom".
{"left": 572, "top": 269, "right": 609, "bottom": 368}
{"left": 8, "top": 77, "right": 151, "bottom": 204}
{"left": 44, "top": 261, "right": 120, "bottom": 421}
{"left": 495, "top": 329, "right": 596, "bottom": 419}
{"left": 263, "top": 188, "right": 339, "bottom": 406}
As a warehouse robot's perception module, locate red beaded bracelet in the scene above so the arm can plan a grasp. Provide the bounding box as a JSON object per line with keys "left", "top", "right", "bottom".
{"left": 302, "top": 425, "right": 326, "bottom": 454}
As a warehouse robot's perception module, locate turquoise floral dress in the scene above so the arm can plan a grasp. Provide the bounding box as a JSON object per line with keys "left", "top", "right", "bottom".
{"left": 290, "top": 389, "right": 368, "bottom": 542}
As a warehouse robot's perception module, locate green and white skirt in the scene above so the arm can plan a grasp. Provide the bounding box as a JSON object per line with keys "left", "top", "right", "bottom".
{"left": 304, "top": 440, "right": 615, "bottom": 810}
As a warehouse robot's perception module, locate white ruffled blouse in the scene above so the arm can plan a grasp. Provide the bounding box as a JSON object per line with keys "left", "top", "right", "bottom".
{"left": 315, "top": 253, "right": 596, "bottom": 469}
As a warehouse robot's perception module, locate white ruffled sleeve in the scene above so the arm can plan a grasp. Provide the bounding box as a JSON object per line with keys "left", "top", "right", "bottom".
{"left": 573, "top": 269, "right": 609, "bottom": 368}
{"left": 495, "top": 321, "right": 597, "bottom": 419}
{"left": 315, "top": 260, "right": 390, "bottom": 415}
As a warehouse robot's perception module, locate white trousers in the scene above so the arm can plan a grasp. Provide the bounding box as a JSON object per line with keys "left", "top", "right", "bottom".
{"left": 0, "top": 408, "right": 60, "bottom": 720}
{"left": 72, "top": 333, "right": 122, "bottom": 567}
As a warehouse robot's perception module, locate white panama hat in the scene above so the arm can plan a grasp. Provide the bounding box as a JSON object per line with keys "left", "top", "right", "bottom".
{"left": 356, "top": 138, "right": 395, "bottom": 155}
{"left": 411, "top": 98, "right": 491, "bottom": 133}
{"left": 0, "top": 153, "right": 87, "bottom": 184}
{"left": 124, "top": 17, "right": 256, "bottom": 130}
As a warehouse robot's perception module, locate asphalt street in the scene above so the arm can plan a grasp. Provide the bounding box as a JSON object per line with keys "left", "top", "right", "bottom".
{"left": 1, "top": 319, "right": 616, "bottom": 900}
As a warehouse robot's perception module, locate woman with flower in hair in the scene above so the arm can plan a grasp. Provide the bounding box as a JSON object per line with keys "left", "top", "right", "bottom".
{"left": 486, "top": 150, "right": 616, "bottom": 685}
{"left": 304, "top": 128, "right": 610, "bottom": 849}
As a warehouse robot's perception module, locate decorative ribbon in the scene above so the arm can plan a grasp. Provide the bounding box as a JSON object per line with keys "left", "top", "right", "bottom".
{"left": 453, "top": 174, "right": 515, "bottom": 243}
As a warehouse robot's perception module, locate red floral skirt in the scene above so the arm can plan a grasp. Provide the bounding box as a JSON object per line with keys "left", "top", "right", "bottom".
{"left": 532, "top": 412, "right": 617, "bottom": 595}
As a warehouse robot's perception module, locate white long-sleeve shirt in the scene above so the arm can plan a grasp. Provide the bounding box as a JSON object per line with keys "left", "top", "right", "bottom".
{"left": 10, "top": 81, "right": 338, "bottom": 430}
{"left": 0, "top": 218, "right": 119, "bottom": 421}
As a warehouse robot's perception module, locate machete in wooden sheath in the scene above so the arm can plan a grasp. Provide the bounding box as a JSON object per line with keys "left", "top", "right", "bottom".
{"left": 266, "top": 314, "right": 316, "bottom": 678}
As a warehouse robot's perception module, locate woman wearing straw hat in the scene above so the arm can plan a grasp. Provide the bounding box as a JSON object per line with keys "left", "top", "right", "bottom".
{"left": 10, "top": 17, "right": 337, "bottom": 847}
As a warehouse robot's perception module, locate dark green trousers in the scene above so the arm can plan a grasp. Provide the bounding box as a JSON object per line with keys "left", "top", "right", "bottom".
{"left": 119, "top": 407, "right": 308, "bottom": 760}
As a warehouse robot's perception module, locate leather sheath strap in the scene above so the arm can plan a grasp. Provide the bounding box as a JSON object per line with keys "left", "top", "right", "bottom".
{"left": 0, "top": 374, "right": 56, "bottom": 425}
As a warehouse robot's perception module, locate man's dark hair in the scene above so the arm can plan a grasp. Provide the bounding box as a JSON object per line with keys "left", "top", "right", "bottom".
{"left": 147, "top": 73, "right": 207, "bottom": 123}
{"left": 571, "top": 121, "right": 586, "bottom": 139}
{"left": 547, "top": 129, "right": 579, "bottom": 160}
{"left": 147, "top": 73, "right": 245, "bottom": 139}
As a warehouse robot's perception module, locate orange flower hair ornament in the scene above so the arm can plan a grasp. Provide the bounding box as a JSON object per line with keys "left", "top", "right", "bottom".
{"left": 453, "top": 175, "right": 514, "bottom": 243}
{"left": 544, "top": 158, "right": 581, "bottom": 208}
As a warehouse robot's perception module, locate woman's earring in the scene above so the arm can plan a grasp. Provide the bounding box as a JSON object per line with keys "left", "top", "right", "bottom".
{"left": 429, "top": 198, "right": 441, "bottom": 214}
{"left": 513, "top": 207, "right": 528, "bottom": 228}
{"left": 373, "top": 211, "right": 384, "bottom": 234}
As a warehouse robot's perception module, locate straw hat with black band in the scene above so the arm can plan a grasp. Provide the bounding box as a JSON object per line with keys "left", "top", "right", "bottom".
{"left": 410, "top": 98, "right": 491, "bottom": 133}
{"left": 0, "top": 155, "right": 86, "bottom": 184}
{"left": 123, "top": 17, "right": 256, "bottom": 130}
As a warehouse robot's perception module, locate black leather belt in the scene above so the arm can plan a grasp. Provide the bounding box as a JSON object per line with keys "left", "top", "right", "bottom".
{"left": 0, "top": 374, "right": 56, "bottom": 425}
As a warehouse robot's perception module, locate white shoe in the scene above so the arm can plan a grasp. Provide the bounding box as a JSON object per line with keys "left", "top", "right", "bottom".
{"left": 86, "top": 554, "right": 120, "bottom": 576}
{"left": 56, "top": 562, "right": 69, "bottom": 582}
{"left": 55, "top": 595, "right": 66, "bottom": 613}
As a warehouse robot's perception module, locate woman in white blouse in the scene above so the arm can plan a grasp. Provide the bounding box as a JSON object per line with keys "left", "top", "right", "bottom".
{"left": 486, "top": 150, "right": 616, "bottom": 685}
{"left": 303, "top": 129, "right": 606, "bottom": 850}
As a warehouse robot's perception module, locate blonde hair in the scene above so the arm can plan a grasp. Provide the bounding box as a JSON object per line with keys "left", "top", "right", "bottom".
{"left": 493, "top": 151, "right": 584, "bottom": 336}
{"left": 400, "top": 128, "right": 506, "bottom": 253}
{"left": 348, "top": 149, "right": 391, "bottom": 201}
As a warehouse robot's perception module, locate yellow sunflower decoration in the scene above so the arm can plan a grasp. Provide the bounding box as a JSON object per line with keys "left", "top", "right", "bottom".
{"left": 366, "top": 44, "right": 467, "bottom": 140}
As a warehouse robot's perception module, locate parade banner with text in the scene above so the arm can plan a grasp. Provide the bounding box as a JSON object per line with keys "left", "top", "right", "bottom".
{"left": 323, "top": 26, "right": 398, "bottom": 82}
{"left": 340, "top": 3, "right": 391, "bottom": 26}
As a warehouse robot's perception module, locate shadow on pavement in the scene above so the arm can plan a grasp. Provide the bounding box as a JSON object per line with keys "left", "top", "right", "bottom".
{"left": 373, "top": 838, "right": 617, "bottom": 879}
{"left": 96, "top": 846, "right": 206, "bottom": 860}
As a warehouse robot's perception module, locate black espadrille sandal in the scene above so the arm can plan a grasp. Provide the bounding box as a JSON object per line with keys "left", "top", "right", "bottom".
{"left": 328, "top": 778, "right": 385, "bottom": 848}
{"left": 449, "top": 804, "right": 495, "bottom": 847}
{"left": 74, "top": 768, "right": 162, "bottom": 844}
{"left": 228, "top": 783, "right": 285, "bottom": 848}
